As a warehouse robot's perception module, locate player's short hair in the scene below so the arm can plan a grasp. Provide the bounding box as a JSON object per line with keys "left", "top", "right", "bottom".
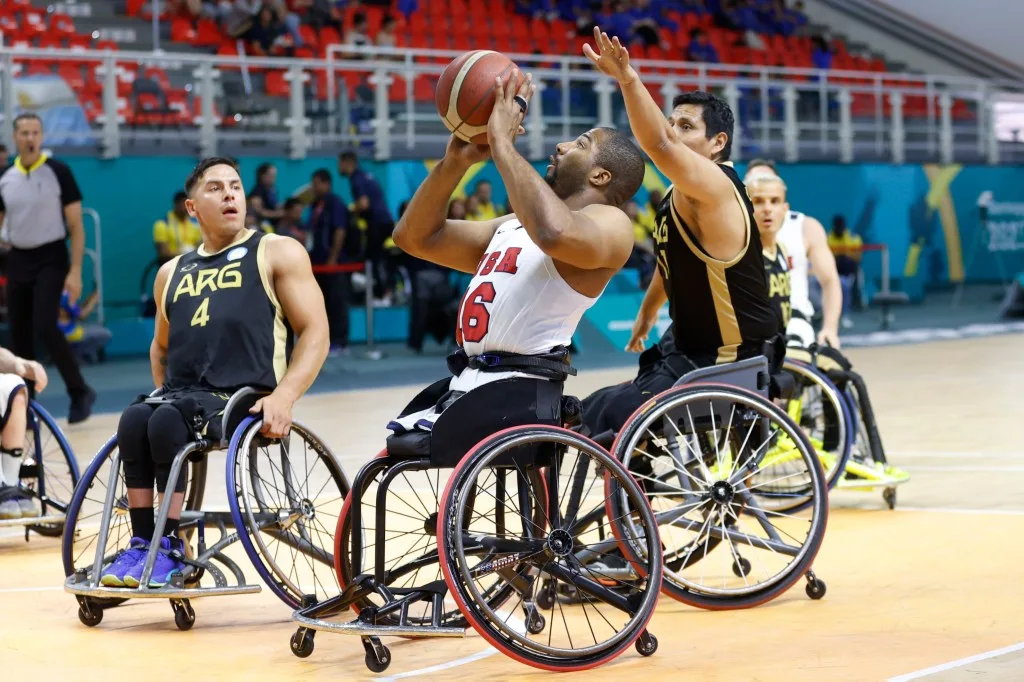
{"left": 593, "top": 128, "right": 646, "bottom": 206}
{"left": 312, "top": 169, "right": 332, "bottom": 184}
{"left": 338, "top": 151, "right": 358, "bottom": 163}
{"left": 746, "top": 158, "right": 777, "bottom": 174}
{"left": 745, "top": 173, "right": 788, "bottom": 196}
{"left": 671, "top": 91, "right": 734, "bottom": 162}
{"left": 283, "top": 197, "right": 302, "bottom": 211}
{"left": 185, "top": 156, "right": 240, "bottom": 196}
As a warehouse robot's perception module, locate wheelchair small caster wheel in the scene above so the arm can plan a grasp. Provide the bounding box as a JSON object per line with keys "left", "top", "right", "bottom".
{"left": 363, "top": 636, "right": 391, "bottom": 673}
{"left": 731, "top": 557, "right": 751, "bottom": 577}
{"left": 883, "top": 487, "right": 897, "bottom": 510}
{"left": 805, "top": 578, "right": 826, "bottom": 600}
{"left": 636, "top": 630, "right": 658, "bottom": 657}
{"left": 526, "top": 611, "right": 546, "bottom": 634}
{"left": 78, "top": 605, "right": 102, "bottom": 627}
{"left": 173, "top": 600, "right": 195, "bottom": 631}
{"left": 290, "top": 628, "right": 315, "bottom": 658}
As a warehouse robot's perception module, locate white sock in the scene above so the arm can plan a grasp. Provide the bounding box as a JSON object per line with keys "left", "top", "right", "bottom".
{"left": 0, "top": 449, "right": 23, "bottom": 487}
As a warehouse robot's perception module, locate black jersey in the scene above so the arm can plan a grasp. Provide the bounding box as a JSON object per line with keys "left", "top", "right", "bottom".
{"left": 762, "top": 243, "right": 792, "bottom": 334}
{"left": 160, "top": 229, "right": 287, "bottom": 393}
{"left": 652, "top": 163, "right": 780, "bottom": 365}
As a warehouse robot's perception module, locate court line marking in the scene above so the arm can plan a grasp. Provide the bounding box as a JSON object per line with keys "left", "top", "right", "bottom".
{"left": 896, "top": 506, "right": 1024, "bottom": 516}
{"left": 893, "top": 451, "right": 1023, "bottom": 459}
{"left": 888, "top": 640, "right": 1024, "bottom": 681}
{"left": 378, "top": 613, "right": 526, "bottom": 681}
{"left": 0, "top": 585, "right": 63, "bottom": 594}
{"left": 901, "top": 465, "right": 1024, "bottom": 472}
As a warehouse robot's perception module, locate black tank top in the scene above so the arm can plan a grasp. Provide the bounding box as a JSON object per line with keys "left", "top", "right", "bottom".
{"left": 762, "top": 243, "right": 791, "bottom": 334}
{"left": 160, "top": 230, "right": 287, "bottom": 392}
{"left": 652, "top": 163, "right": 780, "bottom": 365}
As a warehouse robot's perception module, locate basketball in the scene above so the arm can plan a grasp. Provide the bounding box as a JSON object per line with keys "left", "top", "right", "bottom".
{"left": 435, "top": 50, "right": 525, "bottom": 144}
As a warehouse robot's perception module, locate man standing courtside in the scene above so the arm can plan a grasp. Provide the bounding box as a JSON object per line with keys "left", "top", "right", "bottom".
{"left": 0, "top": 114, "right": 95, "bottom": 423}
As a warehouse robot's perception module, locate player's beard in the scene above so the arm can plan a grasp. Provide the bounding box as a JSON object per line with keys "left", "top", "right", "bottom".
{"left": 545, "top": 161, "right": 586, "bottom": 200}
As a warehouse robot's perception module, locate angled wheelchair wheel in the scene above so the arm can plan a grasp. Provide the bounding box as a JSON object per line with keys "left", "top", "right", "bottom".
{"left": 61, "top": 435, "right": 206, "bottom": 606}
{"left": 334, "top": 450, "right": 547, "bottom": 628}
{"left": 228, "top": 416, "right": 350, "bottom": 609}
{"left": 19, "top": 401, "right": 81, "bottom": 537}
{"left": 782, "top": 359, "right": 853, "bottom": 500}
{"left": 610, "top": 384, "right": 828, "bottom": 610}
{"left": 439, "top": 426, "right": 662, "bottom": 672}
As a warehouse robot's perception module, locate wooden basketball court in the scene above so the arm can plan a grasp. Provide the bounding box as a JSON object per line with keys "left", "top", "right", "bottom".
{"left": 3, "top": 334, "right": 1023, "bottom": 681}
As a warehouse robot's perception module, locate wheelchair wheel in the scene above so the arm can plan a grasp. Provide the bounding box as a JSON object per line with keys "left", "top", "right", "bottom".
{"left": 228, "top": 416, "right": 350, "bottom": 609}
{"left": 783, "top": 359, "right": 853, "bottom": 501}
{"left": 439, "top": 426, "right": 662, "bottom": 672}
{"left": 20, "top": 401, "right": 81, "bottom": 537}
{"left": 334, "top": 451, "right": 547, "bottom": 628}
{"left": 61, "top": 436, "right": 206, "bottom": 603}
{"left": 610, "top": 384, "right": 828, "bottom": 610}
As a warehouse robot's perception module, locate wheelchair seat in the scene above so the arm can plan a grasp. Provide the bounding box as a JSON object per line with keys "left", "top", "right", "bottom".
{"left": 386, "top": 377, "right": 564, "bottom": 468}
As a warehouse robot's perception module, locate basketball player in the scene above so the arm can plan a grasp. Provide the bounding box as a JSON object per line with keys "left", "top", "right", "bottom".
{"left": 744, "top": 159, "right": 843, "bottom": 348}
{"left": 100, "top": 158, "right": 329, "bottom": 588}
{"left": 0, "top": 347, "right": 47, "bottom": 520}
{"left": 389, "top": 70, "right": 644, "bottom": 426}
{"left": 746, "top": 172, "right": 906, "bottom": 483}
{"left": 579, "top": 29, "right": 783, "bottom": 434}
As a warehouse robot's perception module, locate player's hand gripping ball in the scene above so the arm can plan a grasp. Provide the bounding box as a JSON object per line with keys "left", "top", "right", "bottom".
{"left": 436, "top": 50, "right": 528, "bottom": 144}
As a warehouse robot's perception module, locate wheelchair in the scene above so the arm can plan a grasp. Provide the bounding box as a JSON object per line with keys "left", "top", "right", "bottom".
{"left": 785, "top": 345, "right": 911, "bottom": 509}
{"left": 0, "top": 399, "right": 80, "bottom": 540}
{"left": 565, "top": 356, "right": 830, "bottom": 611}
{"left": 290, "top": 376, "right": 665, "bottom": 673}
{"left": 62, "top": 387, "right": 350, "bottom": 630}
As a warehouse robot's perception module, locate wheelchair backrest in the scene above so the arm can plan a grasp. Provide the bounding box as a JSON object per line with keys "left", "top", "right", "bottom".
{"left": 672, "top": 355, "right": 770, "bottom": 400}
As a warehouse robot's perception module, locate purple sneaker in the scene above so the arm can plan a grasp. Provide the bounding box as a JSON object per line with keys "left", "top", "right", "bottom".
{"left": 100, "top": 537, "right": 149, "bottom": 587}
{"left": 124, "top": 536, "right": 185, "bottom": 588}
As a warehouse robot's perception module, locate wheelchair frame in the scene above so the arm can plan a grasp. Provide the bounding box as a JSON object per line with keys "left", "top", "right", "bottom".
{"left": 0, "top": 399, "right": 80, "bottom": 539}
{"left": 63, "top": 387, "right": 349, "bottom": 630}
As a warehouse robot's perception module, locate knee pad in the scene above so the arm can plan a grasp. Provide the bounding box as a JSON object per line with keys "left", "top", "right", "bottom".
{"left": 118, "top": 403, "right": 156, "bottom": 489}
{"left": 148, "top": 404, "right": 192, "bottom": 494}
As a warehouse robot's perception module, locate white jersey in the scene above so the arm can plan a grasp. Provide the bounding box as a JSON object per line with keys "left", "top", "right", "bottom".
{"left": 450, "top": 218, "right": 598, "bottom": 392}
{"left": 775, "top": 210, "right": 814, "bottom": 319}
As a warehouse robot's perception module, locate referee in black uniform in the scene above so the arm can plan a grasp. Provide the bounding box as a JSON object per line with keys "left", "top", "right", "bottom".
{"left": 0, "top": 113, "right": 95, "bottom": 423}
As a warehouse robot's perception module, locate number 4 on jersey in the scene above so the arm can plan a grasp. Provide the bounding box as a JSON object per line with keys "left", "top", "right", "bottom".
{"left": 191, "top": 297, "right": 211, "bottom": 327}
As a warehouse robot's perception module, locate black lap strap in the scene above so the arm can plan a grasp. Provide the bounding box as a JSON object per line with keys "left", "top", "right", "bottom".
{"left": 464, "top": 348, "right": 577, "bottom": 381}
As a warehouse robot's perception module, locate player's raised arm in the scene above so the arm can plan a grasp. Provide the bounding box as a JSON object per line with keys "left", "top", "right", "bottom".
{"left": 583, "top": 27, "right": 734, "bottom": 205}
{"left": 486, "top": 72, "right": 635, "bottom": 271}
{"left": 391, "top": 137, "right": 506, "bottom": 274}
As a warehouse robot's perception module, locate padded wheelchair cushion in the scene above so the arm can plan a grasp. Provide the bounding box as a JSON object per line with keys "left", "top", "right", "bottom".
{"left": 386, "top": 377, "right": 564, "bottom": 468}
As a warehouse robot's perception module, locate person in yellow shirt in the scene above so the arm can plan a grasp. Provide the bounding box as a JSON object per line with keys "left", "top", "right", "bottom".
{"left": 152, "top": 191, "right": 201, "bottom": 262}
{"left": 827, "top": 215, "right": 863, "bottom": 322}
{"left": 470, "top": 179, "right": 498, "bottom": 221}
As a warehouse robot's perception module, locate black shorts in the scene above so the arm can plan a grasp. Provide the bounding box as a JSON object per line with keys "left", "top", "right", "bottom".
{"left": 130, "top": 388, "right": 232, "bottom": 441}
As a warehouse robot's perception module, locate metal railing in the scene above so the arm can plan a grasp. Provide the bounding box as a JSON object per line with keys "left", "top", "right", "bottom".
{"left": 2, "top": 44, "right": 1023, "bottom": 163}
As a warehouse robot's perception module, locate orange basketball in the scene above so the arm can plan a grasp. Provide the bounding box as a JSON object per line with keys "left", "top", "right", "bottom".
{"left": 436, "top": 50, "right": 525, "bottom": 144}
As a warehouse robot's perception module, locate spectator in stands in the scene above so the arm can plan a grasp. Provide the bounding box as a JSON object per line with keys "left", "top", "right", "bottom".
{"left": 828, "top": 214, "right": 862, "bottom": 322}
{"left": 574, "top": 5, "right": 598, "bottom": 37}
{"left": 623, "top": 200, "right": 656, "bottom": 289}
{"left": 470, "top": 180, "right": 498, "bottom": 221}
{"left": 153, "top": 191, "right": 201, "bottom": 263}
{"left": 465, "top": 195, "right": 482, "bottom": 220}
{"left": 338, "top": 151, "right": 394, "bottom": 302}
{"left": 308, "top": 169, "right": 351, "bottom": 354}
{"left": 278, "top": 197, "right": 310, "bottom": 248}
{"left": 597, "top": 1, "right": 636, "bottom": 46}
{"left": 686, "top": 28, "right": 720, "bottom": 63}
{"left": 304, "top": 0, "right": 343, "bottom": 30}
{"left": 344, "top": 12, "right": 372, "bottom": 57}
{"left": 406, "top": 200, "right": 457, "bottom": 353}
{"left": 211, "top": 0, "right": 256, "bottom": 38}
{"left": 244, "top": 3, "right": 288, "bottom": 56}
{"left": 376, "top": 15, "right": 398, "bottom": 48}
{"left": 266, "top": 0, "right": 304, "bottom": 45}
{"left": 248, "top": 162, "right": 283, "bottom": 227}
{"left": 812, "top": 35, "right": 833, "bottom": 70}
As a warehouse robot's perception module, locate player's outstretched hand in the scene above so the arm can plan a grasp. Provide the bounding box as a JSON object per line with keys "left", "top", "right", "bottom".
{"left": 445, "top": 135, "right": 491, "bottom": 168}
{"left": 626, "top": 311, "right": 657, "bottom": 353}
{"left": 487, "top": 68, "right": 533, "bottom": 149}
{"left": 251, "top": 390, "right": 294, "bottom": 439}
{"left": 583, "top": 26, "right": 638, "bottom": 85}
